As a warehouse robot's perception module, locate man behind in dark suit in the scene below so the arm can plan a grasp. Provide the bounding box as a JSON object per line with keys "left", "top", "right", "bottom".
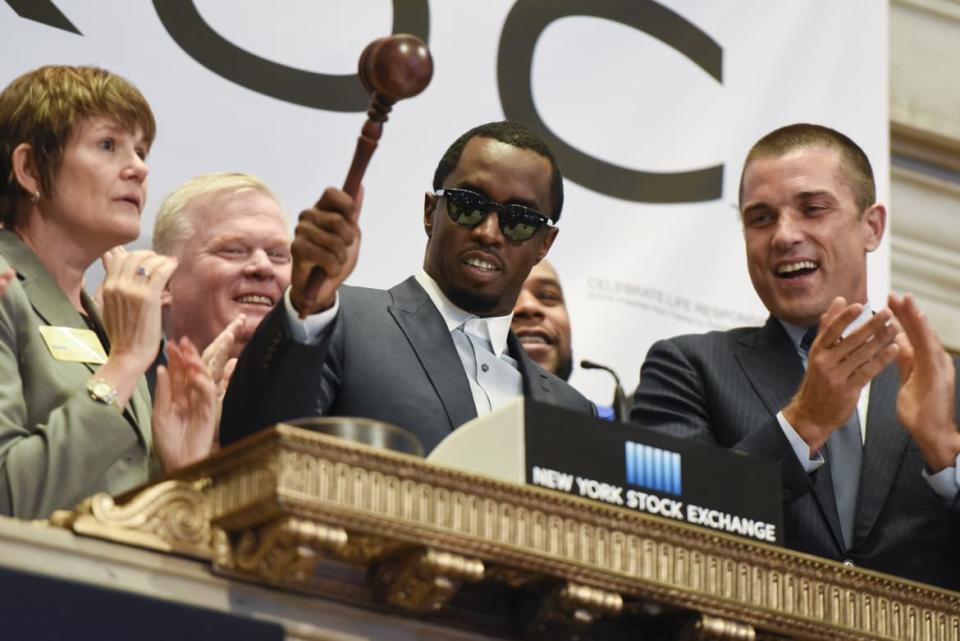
{"left": 220, "top": 122, "right": 594, "bottom": 452}
{"left": 632, "top": 123, "right": 960, "bottom": 591}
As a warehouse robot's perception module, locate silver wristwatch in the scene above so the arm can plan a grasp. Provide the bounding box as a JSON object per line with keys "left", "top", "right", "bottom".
{"left": 87, "top": 378, "right": 122, "bottom": 413}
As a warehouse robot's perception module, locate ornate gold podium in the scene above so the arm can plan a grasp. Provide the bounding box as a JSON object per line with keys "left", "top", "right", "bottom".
{"left": 31, "top": 425, "right": 960, "bottom": 640}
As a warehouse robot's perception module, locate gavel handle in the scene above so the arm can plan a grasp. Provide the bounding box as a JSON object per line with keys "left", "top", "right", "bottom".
{"left": 300, "top": 102, "right": 393, "bottom": 316}
{"left": 343, "top": 129, "right": 379, "bottom": 198}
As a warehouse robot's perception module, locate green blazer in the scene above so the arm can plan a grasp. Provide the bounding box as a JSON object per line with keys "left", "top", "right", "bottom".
{"left": 0, "top": 230, "right": 153, "bottom": 519}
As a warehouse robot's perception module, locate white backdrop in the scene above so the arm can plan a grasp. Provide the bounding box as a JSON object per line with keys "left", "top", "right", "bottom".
{"left": 0, "top": 1, "right": 888, "bottom": 404}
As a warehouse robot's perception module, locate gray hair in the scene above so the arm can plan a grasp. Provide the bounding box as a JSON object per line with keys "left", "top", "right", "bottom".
{"left": 152, "top": 172, "right": 278, "bottom": 257}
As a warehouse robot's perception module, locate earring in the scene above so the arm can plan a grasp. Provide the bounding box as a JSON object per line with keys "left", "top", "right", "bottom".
{"left": 30, "top": 191, "right": 39, "bottom": 203}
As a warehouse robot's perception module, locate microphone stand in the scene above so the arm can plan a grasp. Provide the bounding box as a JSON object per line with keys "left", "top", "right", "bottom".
{"left": 580, "top": 359, "right": 629, "bottom": 422}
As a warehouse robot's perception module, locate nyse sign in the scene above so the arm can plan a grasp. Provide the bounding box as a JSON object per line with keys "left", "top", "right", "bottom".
{"left": 530, "top": 464, "right": 778, "bottom": 544}
{"left": 525, "top": 403, "right": 784, "bottom": 545}
{"left": 10, "top": 0, "right": 723, "bottom": 204}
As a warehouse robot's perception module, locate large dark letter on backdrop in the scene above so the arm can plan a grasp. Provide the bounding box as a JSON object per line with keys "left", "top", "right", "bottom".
{"left": 498, "top": 0, "right": 723, "bottom": 203}
{"left": 4, "top": 0, "right": 80, "bottom": 34}
{"left": 154, "top": 1, "right": 429, "bottom": 112}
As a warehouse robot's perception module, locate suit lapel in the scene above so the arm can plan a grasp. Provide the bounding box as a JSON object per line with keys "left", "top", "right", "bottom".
{"left": 732, "top": 317, "right": 804, "bottom": 417}
{"left": 733, "top": 316, "right": 845, "bottom": 550}
{"left": 854, "top": 365, "right": 908, "bottom": 543}
{"left": 0, "top": 232, "right": 92, "bottom": 357}
{"left": 387, "top": 277, "right": 477, "bottom": 430}
{"left": 0, "top": 231, "right": 150, "bottom": 448}
{"left": 508, "top": 332, "right": 553, "bottom": 402}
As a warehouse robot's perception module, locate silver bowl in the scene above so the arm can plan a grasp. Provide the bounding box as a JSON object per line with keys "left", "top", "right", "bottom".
{"left": 281, "top": 416, "right": 424, "bottom": 457}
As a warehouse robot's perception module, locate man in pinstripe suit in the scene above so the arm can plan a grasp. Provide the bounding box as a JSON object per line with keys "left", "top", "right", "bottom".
{"left": 632, "top": 124, "right": 960, "bottom": 591}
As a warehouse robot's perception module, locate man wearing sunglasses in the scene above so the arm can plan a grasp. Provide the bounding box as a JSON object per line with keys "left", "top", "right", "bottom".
{"left": 220, "top": 121, "right": 594, "bottom": 452}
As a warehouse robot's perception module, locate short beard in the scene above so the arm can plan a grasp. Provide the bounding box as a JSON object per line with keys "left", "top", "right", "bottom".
{"left": 445, "top": 284, "right": 501, "bottom": 316}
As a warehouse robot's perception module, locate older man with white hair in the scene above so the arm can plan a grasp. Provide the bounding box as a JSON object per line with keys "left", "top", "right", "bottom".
{"left": 151, "top": 172, "right": 292, "bottom": 393}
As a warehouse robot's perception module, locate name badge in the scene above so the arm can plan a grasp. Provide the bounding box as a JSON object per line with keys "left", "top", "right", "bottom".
{"left": 38, "top": 326, "right": 108, "bottom": 364}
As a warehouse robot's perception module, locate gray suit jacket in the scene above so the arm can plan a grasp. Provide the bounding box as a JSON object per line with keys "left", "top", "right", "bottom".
{"left": 631, "top": 317, "right": 960, "bottom": 591}
{"left": 0, "top": 231, "right": 153, "bottom": 519}
{"left": 221, "top": 277, "right": 594, "bottom": 452}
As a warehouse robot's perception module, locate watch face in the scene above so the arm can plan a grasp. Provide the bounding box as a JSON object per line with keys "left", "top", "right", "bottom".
{"left": 92, "top": 381, "right": 113, "bottom": 398}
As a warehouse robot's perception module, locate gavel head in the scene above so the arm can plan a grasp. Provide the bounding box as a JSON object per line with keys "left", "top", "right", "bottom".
{"left": 358, "top": 34, "right": 433, "bottom": 101}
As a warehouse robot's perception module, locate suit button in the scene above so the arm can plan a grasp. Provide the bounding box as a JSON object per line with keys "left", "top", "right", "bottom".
{"left": 843, "top": 559, "right": 856, "bottom": 567}
{"left": 481, "top": 364, "right": 489, "bottom": 372}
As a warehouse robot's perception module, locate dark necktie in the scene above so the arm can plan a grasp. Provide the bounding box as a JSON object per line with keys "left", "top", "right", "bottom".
{"left": 800, "top": 326, "right": 862, "bottom": 549}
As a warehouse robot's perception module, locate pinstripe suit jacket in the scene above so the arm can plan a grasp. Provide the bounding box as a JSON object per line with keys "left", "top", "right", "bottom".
{"left": 220, "top": 277, "right": 595, "bottom": 453}
{"left": 631, "top": 317, "right": 960, "bottom": 591}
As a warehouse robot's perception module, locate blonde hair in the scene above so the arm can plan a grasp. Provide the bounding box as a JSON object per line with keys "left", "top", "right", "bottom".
{"left": 153, "top": 172, "right": 279, "bottom": 257}
{"left": 0, "top": 65, "right": 155, "bottom": 227}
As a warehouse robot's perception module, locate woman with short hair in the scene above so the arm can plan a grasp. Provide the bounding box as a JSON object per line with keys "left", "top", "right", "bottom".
{"left": 0, "top": 65, "right": 215, "bottom": 519}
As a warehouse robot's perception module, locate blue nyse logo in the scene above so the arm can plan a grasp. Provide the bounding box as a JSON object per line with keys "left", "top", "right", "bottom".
{"left": 625, "top": 441, "right": 682, "bottom": 496}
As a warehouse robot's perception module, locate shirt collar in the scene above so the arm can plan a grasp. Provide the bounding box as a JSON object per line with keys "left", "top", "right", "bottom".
{"left": 779, "top": 302, "right": 874, "bottom": 353}
{"left": 415, "top": 269, "right": 513, "bottom": 356}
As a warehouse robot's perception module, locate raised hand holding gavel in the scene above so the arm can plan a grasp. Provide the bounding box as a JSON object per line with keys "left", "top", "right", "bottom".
{"left": 291, "top": 34, "right": 433, "bottom": 317}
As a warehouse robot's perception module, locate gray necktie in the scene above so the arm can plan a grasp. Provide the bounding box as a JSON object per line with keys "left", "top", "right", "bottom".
{"left": 801, "top": 327, "right": 862, "bottom": 549}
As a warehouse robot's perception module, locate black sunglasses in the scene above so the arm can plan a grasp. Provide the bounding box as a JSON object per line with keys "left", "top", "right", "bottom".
{"left": 435, "top": 188, "right": 552, "bottom": 242}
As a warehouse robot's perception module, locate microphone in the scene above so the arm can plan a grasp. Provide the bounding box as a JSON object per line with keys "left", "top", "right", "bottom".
{"left": 580, "top": 359, "right": 629, "bottom": 422}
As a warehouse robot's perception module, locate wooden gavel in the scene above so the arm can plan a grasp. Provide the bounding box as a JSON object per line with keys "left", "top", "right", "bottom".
{"left": 303, "top": 34, "right": 434, "bottom": 304}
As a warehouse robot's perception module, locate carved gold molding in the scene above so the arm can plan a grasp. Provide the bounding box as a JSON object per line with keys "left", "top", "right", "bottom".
{"left": 685, "top": 613, "right": 757, "bottom": 641}
{"left": 373, "top": 548, "right": 484, "bottom": 611}
{"left": 49, "top": 478, "right": 214, "bottom": 559}
{"left": 526, "top": 581, "right": 624, "bottom": 638}
{"left": 224, "top": 515, "right": 347, "bottom": 585}
{"left": 52, "top": 426, "right": 960, "bottom": 641}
